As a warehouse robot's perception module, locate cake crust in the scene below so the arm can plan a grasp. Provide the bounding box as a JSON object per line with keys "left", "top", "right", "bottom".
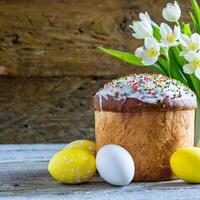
{"left": 95, "top": 110, "right": 195, "bottom": 181}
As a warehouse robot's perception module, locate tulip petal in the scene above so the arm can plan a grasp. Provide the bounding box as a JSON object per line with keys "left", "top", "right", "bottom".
{"left": 132, "top": 33, "right": 144, "bottom": 39}
{"left": 179, "top": 34, "right": 190, "bottom": 47}
{"left": 139, "top": 12, "right": 151, "bottom": 24}
{"left": 195, "top": 67, "right": 200, "bottom": 79}
{"left": 161, "top": 40, "right": 179, "bottom": 47}
{"left": 142, "top": 56, "right": 158, "bottom": 66}
{"left": 183, "top": 63, "right": 196, "bottom": 74}
{"left": 131, "top": 22, "right": 146, "bottom": 39}
{"left": 141, "top": 21, "right": 153, "bottom": 36}
{"left": 191, "top": 33, "right": 200, "bottom": 48}
{"left": 130, "top": 20, "right": 152, "bottom": 39}
{"left": 184, "top": 52, "right": 199, "bottom": 62}
{"left": 160, "top": 23, "right": 172, "bottom": 37}
{"left": 191, "top": 33, "right": 200, "bottom": 41}
{"left": 130, "top": 12, "right": 153, "bottom": 39}
{"left": 132, "top": 22, "right": 140, "bottom": 33}
{"left": 163, "top": 7, "right": 175, "bottom": 22}
{"left": 135, "top": 47, "right": 144, "bottom": 57}
{"left": 169, "top": 10, "right": 177, "bottom": 22}
{"left": 144, "top": 37, "right": 159, "bottom": 50}
{"left": 162, "top": 8, "right": 171, "bottom": 22}
{"left": 174, "top": 1, "right": 181, "bottom": 18}
{"left": 179, "top": 50, "right": 187, "bottom": 57}
{"left": 162, "top": 1, "right": 181, "bottom": 22}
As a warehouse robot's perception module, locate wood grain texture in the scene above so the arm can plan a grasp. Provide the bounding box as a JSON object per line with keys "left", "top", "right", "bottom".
{"left": 1, "top": 144, "right": 200, "bottom": 200}
{"left": 0, "top": 77, "right": 111, "bottom": 143}
{"left": 0, "top": 0, "right": 191, "bottom": 77}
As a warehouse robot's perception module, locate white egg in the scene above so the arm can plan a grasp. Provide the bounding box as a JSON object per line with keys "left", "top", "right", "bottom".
{"left": 96, "top": 144, "right": 135, "bottom": 186}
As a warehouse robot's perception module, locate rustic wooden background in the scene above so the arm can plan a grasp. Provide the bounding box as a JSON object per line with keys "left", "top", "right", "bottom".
{"left": 0, "top": 0, "right": 191, "bottom": 143}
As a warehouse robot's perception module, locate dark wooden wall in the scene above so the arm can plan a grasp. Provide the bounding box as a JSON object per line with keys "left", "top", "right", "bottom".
{"left": 0, "top": 0, "right": 190, "bottom": 143}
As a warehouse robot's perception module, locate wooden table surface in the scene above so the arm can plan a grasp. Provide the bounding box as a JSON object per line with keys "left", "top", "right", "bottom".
{"left": 0, "top": 144, "right": 200, "bottom": 200}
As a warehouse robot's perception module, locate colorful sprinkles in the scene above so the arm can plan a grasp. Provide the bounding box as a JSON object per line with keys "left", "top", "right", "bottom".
{"left": 96, "top": 74, "right": 195, "bottom": 109}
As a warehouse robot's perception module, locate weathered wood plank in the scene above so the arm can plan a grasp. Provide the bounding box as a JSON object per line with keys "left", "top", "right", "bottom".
{"left": 0, "top": 77, "right": 111, "bottom": 143}
{"left": 0, "top": 0, "right": 190, "bottom": 77}
{"left": 0, "top": 144, "right": 65, "bottom": 161}
{"left": 0, "top": 144, "right": 200, "bottom": 200}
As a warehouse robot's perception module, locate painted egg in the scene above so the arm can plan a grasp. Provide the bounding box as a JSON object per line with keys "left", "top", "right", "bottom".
{"left": 170, "top": 147, "right": 200, "bottom": 183}
{"left": 96, "top": 144, "right": 135, "bottom": 186}
{"left": 65, "top": 140, "right": 96, "bottom": 155}
{"left": 48, "top": 148, "right": 96, "bottom": 184}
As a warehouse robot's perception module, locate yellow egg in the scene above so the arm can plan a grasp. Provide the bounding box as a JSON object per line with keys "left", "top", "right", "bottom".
{"left": 64, "top": 140, "right": 96, "bottom": 155}
{"left": 170, "top": 147, "right": 200, "bottom": 183}
{"left": 48, "top": 148, "right": 96, "bottom": 184}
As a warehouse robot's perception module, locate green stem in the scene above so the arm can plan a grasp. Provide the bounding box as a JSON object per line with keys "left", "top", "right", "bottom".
{"left": 162, "top": 47, "right": 171, "bottom": 76}
{"left": 159, "top": 48, "right": 171, "bottom": 77}
{"left": 176, "top": 20, "right": 180, "bottom": 27}
{"left": 195, "top": 98, "right": 200, "bottom": 145}
{"left": 153, "top": 63, "right": 167, "bottom": 76}
{"left": 157, "top": 57, "right": 169, "bottom": 76}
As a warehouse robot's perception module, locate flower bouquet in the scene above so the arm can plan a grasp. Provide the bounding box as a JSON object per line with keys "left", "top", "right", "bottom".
{"left": 99, "top": 0, "right": 200, "bottom": 144}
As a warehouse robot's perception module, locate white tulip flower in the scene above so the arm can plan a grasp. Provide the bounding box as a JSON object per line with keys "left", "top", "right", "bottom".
{"left": 135, "top": 37, "right": 160, "bottom": 65}
{"left": 183, "top": 51, "right": 200, "bottom": 79}
{"left": 160, "top": 23, "right": 180, "bottom": 47}
{"left": 162, "top": 1, "right": 181, "bottom": 22}
{"left": 179, "top": 33, "right": 200, "bottom": 56}
{"left": 130, "top": 12, "right": 153, "bottom": 39}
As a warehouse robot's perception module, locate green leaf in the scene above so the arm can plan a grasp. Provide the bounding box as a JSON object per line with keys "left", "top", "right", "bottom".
{"left": 152, "top": 22, "right": 161, "bottom": 41}
{"left": 170, "top": 47, "right": 196, "bottom": 90}
{"left": 181, "top": 22, "right": 192, "bottom": 36}
{"left": 157, "top": 57, "right": 169, "bottom": 76}
{"left": 98, "top": 47, "right": 142, "bottom": 66}
{"left": 168, "top": 48, "right": 188, "bottom": 86}
{"left": 191, "top": 0, "right": 200, "bottom": 25}
{"left": 99, "top": 47, "right": 168, "bottom": 76}
{"left": 152, "top": 64, "right": 167, "bottom": 76}
{"left": 191, "top": 0, "right": 200, "bottom": 33}
{"left": 190, "top": 12, "right": 200, "bottom": 32}
{"left": 170, "top": 47, "right": 185, "bottom": 67}
{"left": 191, "top": 74, "right": 200, "bottom": 99}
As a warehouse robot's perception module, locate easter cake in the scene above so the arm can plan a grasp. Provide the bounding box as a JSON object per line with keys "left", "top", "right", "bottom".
{"left": 94, "top": 74, "right": 197, "bottom": 181}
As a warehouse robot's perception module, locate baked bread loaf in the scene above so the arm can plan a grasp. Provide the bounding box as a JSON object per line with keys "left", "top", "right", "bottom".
{"left": 94, "top": 74, "right": 197, "bottom": 181}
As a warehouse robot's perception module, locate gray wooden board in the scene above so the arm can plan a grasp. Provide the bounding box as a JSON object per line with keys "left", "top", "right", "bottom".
{"left": 0, "top": 144, "right": 200, "bottom": 200}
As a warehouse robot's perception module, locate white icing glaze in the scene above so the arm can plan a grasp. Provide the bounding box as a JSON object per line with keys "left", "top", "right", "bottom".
{"left": 96, "top": 74, "right": 195, "bottom": 109}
